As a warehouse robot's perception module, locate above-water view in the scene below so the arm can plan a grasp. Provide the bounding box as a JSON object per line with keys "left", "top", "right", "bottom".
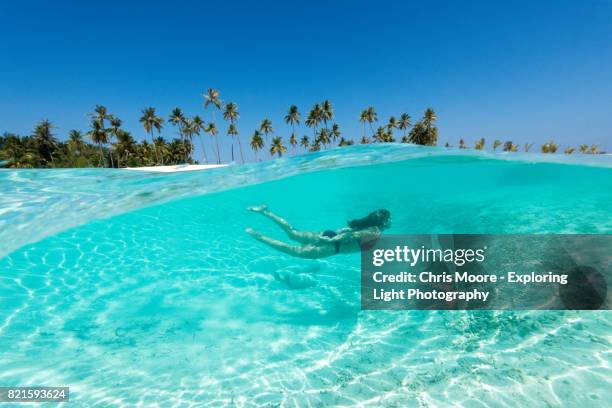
{"left": 1, "top": 145, "right": 611, "bottom": 406}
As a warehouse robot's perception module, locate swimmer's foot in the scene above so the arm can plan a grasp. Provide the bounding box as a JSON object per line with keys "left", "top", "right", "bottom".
{"left": 245, "top": 228, "right": 263, "bottom": 239}
{"left": 248, "top": 204, "right": 268, "bottom": 213}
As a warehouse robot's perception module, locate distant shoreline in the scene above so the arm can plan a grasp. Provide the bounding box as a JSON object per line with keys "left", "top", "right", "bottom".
{"left": 125, "top": 164, "right": 228, "bottom": 173}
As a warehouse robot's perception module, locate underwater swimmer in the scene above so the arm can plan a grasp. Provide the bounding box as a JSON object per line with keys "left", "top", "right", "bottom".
{"left": 245, "top": 205, "right": 391, "bottom": 259}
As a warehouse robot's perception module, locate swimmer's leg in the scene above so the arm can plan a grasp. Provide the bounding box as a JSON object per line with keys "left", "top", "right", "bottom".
{"left": 246, "top": 228, "right": 334, "bottom": 259}
{"left": 248, "top": 205, "right": 320, "bottom": 244}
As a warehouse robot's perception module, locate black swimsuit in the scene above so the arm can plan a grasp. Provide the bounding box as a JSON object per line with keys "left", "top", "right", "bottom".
{"left": 322, "top": 230, "right": 341, "bottom": 254}
{"left": 322, "top": 230, "right": 378, "bottom": 254}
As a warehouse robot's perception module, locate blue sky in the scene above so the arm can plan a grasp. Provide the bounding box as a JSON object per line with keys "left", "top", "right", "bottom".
{"left": 1, "top": 0, "right": 611, "bottom": 162}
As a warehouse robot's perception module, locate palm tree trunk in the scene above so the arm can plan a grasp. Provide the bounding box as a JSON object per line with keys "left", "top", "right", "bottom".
{"left": 188, "top": 137, "right": 194, "bottom": 163}
{"left": 198, "top": 135, "right": 208, "bottom": 164}
{"left": 215, "top": 136, "right": 221, "bottom": 164}
{"left": 159, "top": 142, "right": 165, "bottom": 166}
{"left": 178, "top": 125, "right": 186, "bottom": 164}
{"left": 237, "top": 136, "right": 244, "bottom": 164}
{"left": 98, "top": 145, "right": 104, "bottom": 167}
{"left": 150, "top": 131, "right": 159, "bottom": 165}
{"left": 211, "top": 109, "right": 220, "bottom": 164}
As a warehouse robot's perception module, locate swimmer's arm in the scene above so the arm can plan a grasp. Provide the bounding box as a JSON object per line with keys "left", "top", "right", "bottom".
{"left": 325, "top": 228, "right": 380, "bottom": 243}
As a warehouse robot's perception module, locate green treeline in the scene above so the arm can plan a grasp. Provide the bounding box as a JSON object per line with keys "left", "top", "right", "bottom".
{"left": 0, "top": 89, "right": 603, "bottom": 168}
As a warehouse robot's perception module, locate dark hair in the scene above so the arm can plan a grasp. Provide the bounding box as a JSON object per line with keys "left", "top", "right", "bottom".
{"left": 348, "top": 209, "right": 391, "bottom": 230}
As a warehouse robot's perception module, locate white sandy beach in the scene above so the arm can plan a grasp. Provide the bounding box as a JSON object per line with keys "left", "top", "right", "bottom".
{"left": 125, "top": 164, "right": 229, "bottom": 173}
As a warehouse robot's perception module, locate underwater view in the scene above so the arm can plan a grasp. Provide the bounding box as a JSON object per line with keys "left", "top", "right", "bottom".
{"left": 1, "top": 144, "right": 611, "bottom": 406}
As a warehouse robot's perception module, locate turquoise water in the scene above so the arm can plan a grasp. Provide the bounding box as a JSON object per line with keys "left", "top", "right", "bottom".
{"left": 0, "top": 144, "right": 611, "bottom": 406}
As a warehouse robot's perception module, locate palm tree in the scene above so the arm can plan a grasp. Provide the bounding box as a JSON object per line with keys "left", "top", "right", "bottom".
{"left": 364, "top": 107, "right": 378, "bottom": 137}
{"left": 549, "top": 141, "right": 559, "bottom": 153}
{"left": 360, "top": 135, "right": 370, "bottom": 144}
{"left": 107, "top": 116, "right": 123, "bottom": 167}
{"left": 32, "top": 119, "right": 58, "bottom": 166}
{"left": 204, "top": 88, "right": 222, "bottom": 112}
{"left": 259, "top": 118, "right": 273, "bottom": 142}
{"left": 416, "top": 108, "right": 438, "bottom": 146}
{"left": 309, "top": 140, "right": 321, "bottom": 152}
{"left": 289, "top": 133, "right": 297, "bottom": 154}
{"left": 300, "top": 135, "right": 310, "bottom": 151}
{"left": 493, "top": 140, "right": 502, "bottom": 151}
{"left": 87, "top": 119, "right": 109, "bottom": 166}
{"left": 139, "top": 107, "right": 163, "bottom": 164}
{"left": 318, "top": 128, "right": 331, "bottom": 147}
{"left": 270, "top": 136, "right": 287, "bottom": 158}
{"left": 169, "top": 108, "right": 186, "bottom": 162}
{"left": 114, "top": 129, "right": 136, "bottom": 167}
{"left": 503, "top": 141, "right": 518, "bottom": 152}
{"left": 398, "top": 113, "right": 411, "bottom": 139}
{"left": 154, "top": 137, "right": 171, "bottom": 165}
{"left": 338, "top": 137, "right": 354, "bottom": 147}
{"left": 590, "top": 144, "right": 600, "bottom": 154}
{"left": 359, "top": 110, "right": 368, "bottom": 139}
{"left": 285, "top": 105, "right": 300, "bottom": 134}
{"left": 524, "top": 143, "right": 534, "bottom": 152}
{"left": 383, "top": 128, "right": 394, "bottom": 142}
{"left": 459, "top": 139, "right": 467, "bottom": 149}
{"left": 192, "top": 115, "right": 208, "bottom": 164}
{"left": 549, "top": 140, "right": 559, "bottom": 153}
{"left": 137, "top": 140, "right": 152, "bottom": 165}
{"left": 169, "top": 136, "right": 191, "bottom": 163}
{"left": 285, "top": 105, "right": 300, "bottom": 153}
{"left": 541, "top": 140, "right": 558, "bottom": 153}
{"left": 227, "top": 123, "right": 239, "bottom": 162}
{"left": 384, "top": 117, "right": 397, "bottom": 141}
{"left": 330, "top": 123, "right": 341, "bottom": 146}
{"left": 203, "top": 88, "right": 222, "bottom": 163}
{"left": 321, "top": 100, "right": 333, "bottom": 130}
{"left": 423, "top": 108, "right": 436, "bottom": 126}
{"left": 223, "top": 102, "right": 242, "bottom": 163}
{"left": 474, "top": 138, "right": 485, "bottom": 150}
{"left": 373, "top": 127, "right": 386, "bottom": 143}
{"left": 89, "top": 105, "right": 111, "bottom": 166}
{"left": 91, "top": 105, "right": 109, "bottom": 128}
{"left": 564, "top": 147, "right": 575, "bottom": 154}
{"left": 67, "top": 130, "right": 85, "bottom": 157}
{"left": 205, "top": 122, "right": 220, "bottom": 163}
{"left": 250, "top": 130, "right": 264, "bottom": 161}
{"left": 305, "top": 111, "right": 317, "bottom": 139}
{"left": 182, "top": 118, "right": 195, "bottom": 163}
{"left": 306, "top": 104, "right": 322, "bottom": 139}
{"left": 579, "top": 144, "right": 589, "bottom": 154}
{"left": 407, "top": 109, "right": 438, "bottom": 146}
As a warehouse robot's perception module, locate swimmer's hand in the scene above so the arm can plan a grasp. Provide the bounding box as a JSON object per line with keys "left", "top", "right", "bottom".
{"left": 248, "top": 204, "right": 268, "bottom": 213}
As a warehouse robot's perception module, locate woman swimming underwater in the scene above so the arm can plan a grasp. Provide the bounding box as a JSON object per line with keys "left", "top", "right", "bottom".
{"left": 246, "top": 205, "right": 391, "bottom": 259}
